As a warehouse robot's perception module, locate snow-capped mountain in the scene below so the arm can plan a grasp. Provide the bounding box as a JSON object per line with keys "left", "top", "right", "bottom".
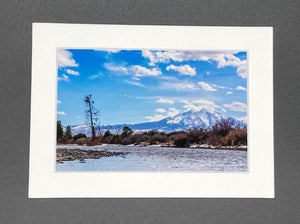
{"left": 70, "top": 109, "right": 246, "bottom": 136}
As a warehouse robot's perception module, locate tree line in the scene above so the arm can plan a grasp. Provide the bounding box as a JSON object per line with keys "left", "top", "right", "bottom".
{"left": 57, "top": 119, "right": 247, "bottom": 148}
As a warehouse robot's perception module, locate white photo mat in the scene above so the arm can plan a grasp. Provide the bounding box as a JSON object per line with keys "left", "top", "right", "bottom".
{"left": 29, "top": 23, "right": 273, "bottom": 198}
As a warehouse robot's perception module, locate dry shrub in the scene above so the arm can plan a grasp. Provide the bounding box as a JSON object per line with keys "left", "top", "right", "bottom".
{"left": 174, "top": 135, "right": 189, "bottom": 147}
{"left": 75, "top": 137, "right": 87, "bottom": 145}
{"left": 153, "top": 133, "right": 167, "bottom": 143}
{"left": 111, "top": 135, "right": 121, "bottom": 144}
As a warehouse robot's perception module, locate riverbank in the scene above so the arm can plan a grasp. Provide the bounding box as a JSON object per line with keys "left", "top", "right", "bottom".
{"left": 188, "top": 144, "right": 247, "bottom": 151}
{"left": 56, "top": 142, "right": 247, "bottom": 164}
{"left": 134, "top": 143, "right": 247, "bottom": 151}
{"left": 56, "top": 148, "right": 127, "bottom": 163}
{"left": 57, "top": 142, "right": 247, "bottom": 153}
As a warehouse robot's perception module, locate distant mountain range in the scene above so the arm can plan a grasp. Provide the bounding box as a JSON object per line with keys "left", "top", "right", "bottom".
{"left": 70, "top": 109, "right": 246, "bottom": 136}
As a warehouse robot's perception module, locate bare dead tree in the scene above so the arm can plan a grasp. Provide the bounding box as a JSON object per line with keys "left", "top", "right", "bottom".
{"left": 95, "top": 124, "right": 101, "bottom": 137}
{"left": 84, "top": 94, "right": 99, "bottom": 141}
{"left": 116, "top": 128, "right": 121, "bottom": 135}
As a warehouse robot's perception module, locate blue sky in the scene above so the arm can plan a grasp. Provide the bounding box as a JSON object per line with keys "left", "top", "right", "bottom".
{"left": 57, "top": 49, "right": 247, "bottom": 126}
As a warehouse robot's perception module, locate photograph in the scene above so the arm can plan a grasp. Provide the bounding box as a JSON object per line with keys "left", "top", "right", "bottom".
{"left": 56, "top": 49, "right": 248, "bottom": 172}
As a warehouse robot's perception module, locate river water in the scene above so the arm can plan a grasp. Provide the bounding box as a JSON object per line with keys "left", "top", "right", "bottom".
{"left": 56, "top": 144, "right": 247, "bottom": 172}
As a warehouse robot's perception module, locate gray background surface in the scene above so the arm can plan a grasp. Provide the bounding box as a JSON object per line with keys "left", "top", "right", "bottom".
{"left": 0, "top": 0, "right": 299, "bottom": 223}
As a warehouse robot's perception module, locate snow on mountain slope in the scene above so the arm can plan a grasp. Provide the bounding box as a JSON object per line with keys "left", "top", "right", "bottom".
{"left": 70, "top": 109, "right": 246, "bottom": 135}
{"left": 166, "top": 109, "right": 226, "bottom": 128}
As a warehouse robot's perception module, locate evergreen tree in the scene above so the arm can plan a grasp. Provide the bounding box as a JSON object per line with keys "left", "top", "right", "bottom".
{"left": 65, "top": 125, "right": 72, "bottom": 139}
{"left": 57, "top": 120, "right": 63, "bottom": 140}
{"left": 121, "top": 126, "right": 133, "bottom": 137}
{"left": 104, "top": 130, "right": 112, "bottom": 137}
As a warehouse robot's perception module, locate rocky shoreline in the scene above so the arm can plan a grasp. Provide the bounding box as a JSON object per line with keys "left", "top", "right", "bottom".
{"left": 56, "top": 148, "right": 127, "bottom": 163}
{"left": 126, "top": 142, "right": 247, "bottom": 151}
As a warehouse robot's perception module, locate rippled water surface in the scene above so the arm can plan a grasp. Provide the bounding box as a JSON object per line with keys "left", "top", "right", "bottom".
{"left": 56, "top": 144, "right": 247, "bottom": 172}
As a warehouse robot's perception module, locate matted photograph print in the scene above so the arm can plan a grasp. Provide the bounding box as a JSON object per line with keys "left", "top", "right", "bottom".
{"left": 29, "top": 24, "right": 273, "bottom": 198}
{"left": 56, "top": 49, "right": 248, "bottom": 172}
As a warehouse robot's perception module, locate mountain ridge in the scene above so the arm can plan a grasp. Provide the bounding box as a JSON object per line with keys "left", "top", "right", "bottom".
{"left": 70, "top": 109, "right": 246, "bottom": 136}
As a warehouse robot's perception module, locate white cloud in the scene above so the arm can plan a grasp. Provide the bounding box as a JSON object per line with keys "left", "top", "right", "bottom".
{"left": 166, "top": 64, "right": 196, "bottom": 76}
{"left": 124, "top": 80, "right": 145, "bottom": 87}
{"left": 57, "top": 49, "right": 79, "bottom": 68}
{"left": 155, "top": 108, "right": 166, "bottom": 113}
{"left": 157, "top": 75, "right": 179, "bottom": 81}
{"left": 89, "top": 72, "right": 104, "bottom": 80}
{"left": 222, "top": 108, "right": 227, "bottom": 112}
{"left": 57, "top": 111, "right": 66, "bottom": 115}
{"left": 131, "top": 65, "right": 161, "bottom": 77}
{"left": 104, "top": 63, "right": 128, "bottom": 73}
{"left": 141, "top": 50, "right": 247, "bottom": 78}
{"left": 236, "top": 86, "right": 247, "bottom": 91}
{"left": 167, "top": 107, "right": 180, "bottom": 117}
{"left": 66, "top": 69, "right": 79, "bottom": 76}
{"left": 88, "top": 74, "right": 100, "bottom": 80}
{"left": 198, "top": 82, "right": 217, "bottom": 91}
{"left": 182, "top": 103, "right": 202, "bottom": 112}
{"left": 57, "top": 100, "right": 62, "bottom": 104}
{"left": 181, "top": 99, "right": 220, "bottom": 112}
{"left": 145, "top": 114, "right": 166, "bottom": 122}
{"left": 145, "top": 107, "right": 181, "bottom": 122}
{"left": 211, "top": 84, "right": 226, "bottom": 89}
{"left": 216, "top": 54, "right": 248, "bottom": 79}
{"left": 160, "top": 82, "right": 199, "bottom": 91}
{"left": 142, "top": 50, "right": 237, "bottom": 65}
{"left": 142, "top": 50, "right": 184, "bottom": 66}
{"left": 141, "top": 50, "right": 154, "bottom": 65}
{"left": 223, "top": 101, "right": 247, "bottom": 112}
{"left": 217, "top": 53, "right": 244, "bottom": 68}
{"left": 226, "top": 91, "right": 233, "bottom": 94}
{"left": 156, "top": 98, "right": 174, "bottom": 104}
{"left": 237, "top": 63, "right": 247, "bottom": 79}
{"left": 58, "top": 74, "right": 69, "bottom": 82}
{"left": 104, "top": 63, "right": 162, "bottom": 78}
{"left": 131, "top": 77, "right": 140, "bottom": 81}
